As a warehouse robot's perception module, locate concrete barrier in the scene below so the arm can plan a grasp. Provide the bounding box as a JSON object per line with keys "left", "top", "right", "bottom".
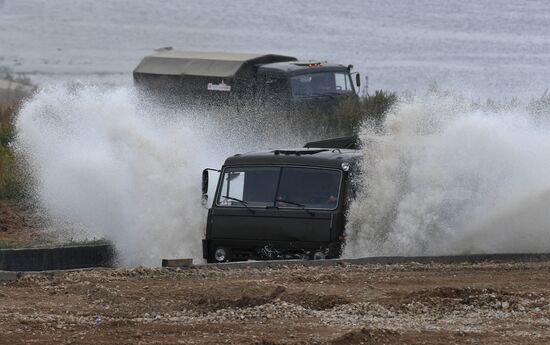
{"left": 0, "top": 243, "right": 116, "bottom": 271}
{"left": 0, "top": 270, "right": 19, "bottom": 282}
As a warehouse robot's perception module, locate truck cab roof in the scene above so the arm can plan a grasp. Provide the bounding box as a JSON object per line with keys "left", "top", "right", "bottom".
{"left": 258, "top": 61, "right": 351, "bottom": 76}
{"left": 223, "top": 148, "right": 361, "bottom": 169}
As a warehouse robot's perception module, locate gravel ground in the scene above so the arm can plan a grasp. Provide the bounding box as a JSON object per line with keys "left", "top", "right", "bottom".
{"left": 1, "top": 261, "right": 550, "bottom": 344}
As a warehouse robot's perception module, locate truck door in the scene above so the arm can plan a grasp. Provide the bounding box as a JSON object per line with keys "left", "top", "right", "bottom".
{"left": 210, "top": 167, "right": 282, "bottom": 241}
{"left": 274, "top": 167, "right": 341, "bottom": 243}
{"left": 257, "top": 74, "right": 291, "bottom": 111}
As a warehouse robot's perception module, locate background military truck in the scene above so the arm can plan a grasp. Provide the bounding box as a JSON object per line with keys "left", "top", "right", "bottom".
{"left": 201, "top": 138, "right": 361, "bottom": 263}
{"left": 133, "top": 48, "right": 361, "bottom": 114}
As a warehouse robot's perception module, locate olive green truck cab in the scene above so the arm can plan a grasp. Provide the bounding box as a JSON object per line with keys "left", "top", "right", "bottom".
{"left": 201, "top": 139, "right": 360, "bottom": 263}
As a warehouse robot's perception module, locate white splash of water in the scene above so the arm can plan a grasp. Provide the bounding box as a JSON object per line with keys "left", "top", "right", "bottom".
{"left": 21, "top": 83, "right": 548, "bottom": 263}
{"left": 345, "top": 94, "right": 550, "bottom": 257}
{"left": 15, "top": 85, "right": 222, "bottom": 265}
{"left": 14, "top": 85, "right": 308, "bottom": 266}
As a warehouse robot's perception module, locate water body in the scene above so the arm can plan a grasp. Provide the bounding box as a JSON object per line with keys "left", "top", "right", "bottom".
{"left": 1, "top": 0, "right": 550, "bottom": 98}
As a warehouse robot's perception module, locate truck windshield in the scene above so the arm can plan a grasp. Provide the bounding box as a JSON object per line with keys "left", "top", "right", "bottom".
{"left": 290, "top": 72, "right": 353, "bottom": 98}
{"left": 217, "top": 167, "right": 342, "bottom": 210}
{"left": 217, "top": 167, "right": 280, "bottom": 207}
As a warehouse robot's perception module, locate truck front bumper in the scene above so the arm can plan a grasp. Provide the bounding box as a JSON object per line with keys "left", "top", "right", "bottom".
{"left": 202, "top": 239, "right": 209, "bottom": 259}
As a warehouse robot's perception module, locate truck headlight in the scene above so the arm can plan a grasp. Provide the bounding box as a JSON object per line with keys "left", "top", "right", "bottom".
{"left": 214, "top": 248, "right": 227, "bottom": 262}
{"left": 341, "top": 162, "right": 350, "bottom": 171}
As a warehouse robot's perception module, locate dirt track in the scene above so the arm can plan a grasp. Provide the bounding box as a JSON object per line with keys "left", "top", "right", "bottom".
{"left": 1, "top": 261, "right": 550, "bottom": 344}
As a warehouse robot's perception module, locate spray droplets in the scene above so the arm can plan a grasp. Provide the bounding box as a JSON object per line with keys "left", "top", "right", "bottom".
{"left": 15, "top": 85, "right": 210, "bottom": 265}
{"left": 12, "top": 84, "right": 309, "bottom": 266}
{"left": 14, "top": 85, "right": 550, "bottom": 264}
{"left": 345, "top": 95, "right": 550, "bottom": 257}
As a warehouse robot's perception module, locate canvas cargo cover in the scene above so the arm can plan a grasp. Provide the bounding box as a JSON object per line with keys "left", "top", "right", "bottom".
{"left": 133, "top": 50, "right": 297, "bottom": 78}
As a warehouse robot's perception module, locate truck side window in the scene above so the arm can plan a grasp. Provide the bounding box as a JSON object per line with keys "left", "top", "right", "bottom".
{"left": 334, "top": 73, "right": 352, "bottom": 92}
{"left": 217, "top": 167, "right": 280, "bottom": 207}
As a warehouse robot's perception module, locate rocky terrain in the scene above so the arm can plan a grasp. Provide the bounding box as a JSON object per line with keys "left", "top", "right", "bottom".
{"left": 1, "top": 261, "right": 549, "bottom": 344}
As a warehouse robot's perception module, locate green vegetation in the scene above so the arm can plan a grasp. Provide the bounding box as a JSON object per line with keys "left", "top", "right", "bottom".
{"left": 0, "top": 67, "right": 35, "bottom": 103}
{"left": 527, "top": 91, "right": 550, "bottom": 120}
{"left": 0, "top": 67, "right": 35, "bottom": 200}
{"left": 287, "top": 90, "right": 398, "bottom": 138}
{"left": 0, "top": 104, "right": 25, "bottom": 199}
{"left": 0, "top": 238, "right": 110, "bottom": 250}
{"left": 0, "top": 239, "right": 23, "bottom": 249}
{"left": 334, "top": 90, "right": 398, "bottom": 135}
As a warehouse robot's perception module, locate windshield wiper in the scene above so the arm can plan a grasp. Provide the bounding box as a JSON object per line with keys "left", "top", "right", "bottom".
{"left": 276, "top": 199, "right": 315, "bottom": 216}
{"left": 277, "top": 199, "right": 304, "bottom": 207}
{"left": 221, "top": 196, "right": 255, "bottom": 213}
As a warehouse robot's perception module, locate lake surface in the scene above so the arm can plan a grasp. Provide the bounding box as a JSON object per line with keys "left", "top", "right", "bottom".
{"left": 1, "top": 0, "right": 549, "bottom": 99}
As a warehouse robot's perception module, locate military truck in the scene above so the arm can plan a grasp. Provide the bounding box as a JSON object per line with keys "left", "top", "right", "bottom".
{"left": 201, "top": 138, "right": 361, "bottom": 263}
{"left": 133, "top": 48, "right": 361, "bottom": 112}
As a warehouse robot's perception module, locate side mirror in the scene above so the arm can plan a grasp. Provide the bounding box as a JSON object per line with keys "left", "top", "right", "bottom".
{"left": 355, "top": 73, "right": 361, "bottom": 88}
{"left": 201, "top": 169, "right": 209, "bottom": 207}
{"left": 201, "top": 168, "right": 221, "bottom": 207}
